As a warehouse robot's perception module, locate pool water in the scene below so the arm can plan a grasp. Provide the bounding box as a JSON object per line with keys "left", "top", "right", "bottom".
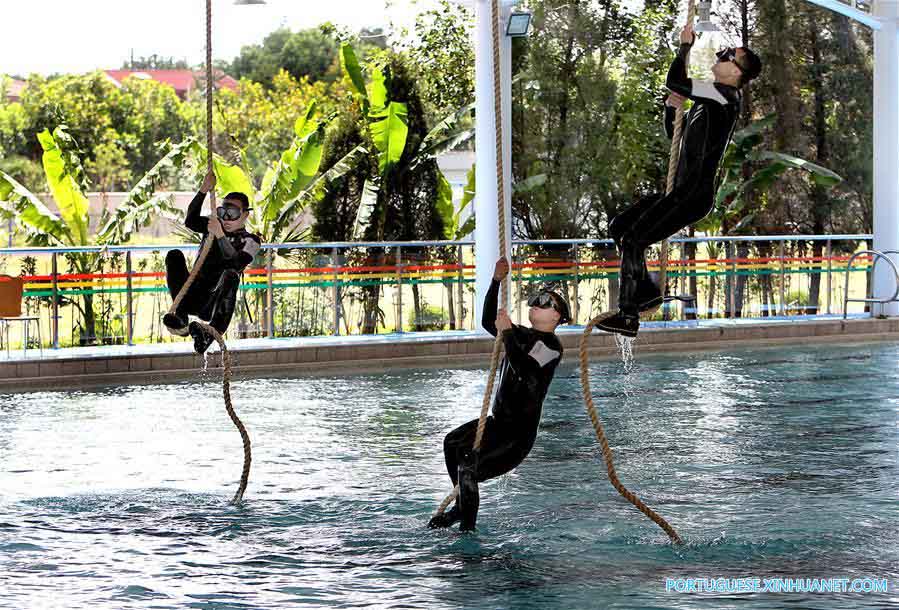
{"left": 1, "top": 341, "right": 898, "bottom": 609}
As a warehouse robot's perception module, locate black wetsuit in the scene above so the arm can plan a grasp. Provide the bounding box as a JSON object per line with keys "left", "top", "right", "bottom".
{"left": 610, "top": 41, "right": 741, "bottom": 315}
{"left": 437, "top": 279, "right": 562, "bottom": 529}
{"left": 165, "top": 191, "right": 261, "bottom": 334}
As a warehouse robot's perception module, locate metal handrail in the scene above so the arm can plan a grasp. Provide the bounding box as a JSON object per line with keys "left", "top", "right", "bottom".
{"left": 0, "top": 234, "right": 876, "bottom": 256}
{"left": 843, "top": 250, "right": 899, "bottom": 319}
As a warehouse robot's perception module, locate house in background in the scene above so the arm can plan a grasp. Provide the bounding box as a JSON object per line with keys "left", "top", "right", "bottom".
{"left": 3, "top": 77, "right": 26, "bottom": 103}
{"left": 103, "top": 69, "right": 239, "bottom": 100}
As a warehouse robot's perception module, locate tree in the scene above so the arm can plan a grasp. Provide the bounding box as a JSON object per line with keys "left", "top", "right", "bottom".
{"left": 0, "top": 127, "right": 183, "bottom": 344}
{"left": 231, "top": 27, "right": 339, "bottom": 87}
{"left": 326, "top": 44, "right": 472, "bottom": 332}
{"left": 123, "top": 54, "right": 189, "bottom": 70}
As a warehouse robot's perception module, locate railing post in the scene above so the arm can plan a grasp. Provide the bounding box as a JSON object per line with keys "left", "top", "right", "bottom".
{"left": 515, "top": 246, "right": 522, "bottom": 324}
{"left": 826, "top": 239, "right": 833, "bottom": 315}
{"left": 332, "top": 247, "right": 340, "bottom": 336}
{"left": 266, "top": 248, "right": 274, "bottom": 338}
{"left": 126, "top": 251, "right": 134, "bottom": 345}
{"left": 396, "top": 246, "right": 403, "bottom": 333}
{"left": 728, "top": 241, "right": 736, "bottom": 319}
{"left": 572, "top": 244, "right": 579, "bottom": 325}
{"left": 779, "top": 241, "right": 786, "bottom": 316}
{"left": 457, "top": 244, "right": 465, "bottom": 330}
{"left": 51, "top": 252, "right": 59, "bottom": 349}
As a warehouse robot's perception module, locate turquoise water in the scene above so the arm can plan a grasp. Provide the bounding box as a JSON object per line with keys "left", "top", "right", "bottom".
{"left": 1, "top": 341, "right": 898, "bottom": 609}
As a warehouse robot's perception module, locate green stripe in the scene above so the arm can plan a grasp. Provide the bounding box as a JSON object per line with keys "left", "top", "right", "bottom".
{"left": 22, "top": 266, "right": 872, "bottom": 298}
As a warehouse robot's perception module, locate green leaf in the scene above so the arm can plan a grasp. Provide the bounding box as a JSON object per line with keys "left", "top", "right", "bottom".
{"left": 459, "top": 164, "right": 475, "bottom": 212}
{"left": 97, "top": 138, "right": 195, "bottom": 244}
{"left": 213, "top": 157, "right": 254, "bottom": 201}
{"left": 751, "top": 151, "right": 843, "bottom": 186}
{"left": 353, "top": 179, "right": 379, "bottom": 240}
{"left": 368, "top": 67, "right": 388, "bottom": 113}
{"left": 0, "top": 170, "right": 71, "bottom": 246}
{"left": 513, "top": 173, "right": 547, "bottom": 194}
{"left": 369, "top": 101, "right": 409, "bottom": 175}
{"left": 294, "top": 100, "right": 318, "bottom": 139}
{"left": 38, "top": 128, "right": 91, "bottom": 246}
{"left": 341, "top": 43, "right": 368, "bottom": 107}
{"left": 436, "top": 172, "right": 455, "bottom": 239}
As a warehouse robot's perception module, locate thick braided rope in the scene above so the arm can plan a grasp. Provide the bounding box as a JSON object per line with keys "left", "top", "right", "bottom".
{"left": 579, "top": 315, "right": 682, "bottom": 543}
{"left": 195, "top": 321, "right": 252, "bottom": 504}
{"left": 168, "top": 0, "right": 216, "bottom": 315}
{"left": 574, "top": 6, "right": 696, "bottom": 543}
{"left": 434, "top": 0, "right": 507, "bottom": 517}
{"left": 656, "top": 0, "right": 696, "bottom": 301}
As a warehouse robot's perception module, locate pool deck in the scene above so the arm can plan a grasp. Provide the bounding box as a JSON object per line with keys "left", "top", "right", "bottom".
{"left": 3, "top": 314, "right": 899, "bottom": 391}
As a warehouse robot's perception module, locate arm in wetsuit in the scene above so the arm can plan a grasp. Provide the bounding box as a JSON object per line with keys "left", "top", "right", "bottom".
{"left": 664, "top": 104, "right": 676, "bottom": 140}
{"left": 666, "top": 43, "right": 733, "bottom": 106}
{"left": 481, "top": 279, "right": 501, "bottom": 337}
{"left": 185, "top": 191, "right": 209, "bottom": 234}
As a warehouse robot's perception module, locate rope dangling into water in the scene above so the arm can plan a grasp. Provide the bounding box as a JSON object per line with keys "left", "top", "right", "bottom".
{"left": 433, "top": 0, "right": 509, "bottom": 518}
{"left": 576, "top": 3, "right": 698, "bottom": 543}
{"left": 195, "top": 321, "right": 252, "bottom": 504}
{"left": 579, "top": 316, "right": 682, "bottom": 544}
{"left": 166, "top": 0, "right": 252, "bottom": 504}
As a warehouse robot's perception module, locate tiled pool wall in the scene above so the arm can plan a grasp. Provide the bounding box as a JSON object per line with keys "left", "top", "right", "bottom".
{"left": 3, "top": 317, "right": 899, "bottom": 391}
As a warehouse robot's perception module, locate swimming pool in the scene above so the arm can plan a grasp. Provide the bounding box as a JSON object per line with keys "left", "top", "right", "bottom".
{"left": 1, "top": 341, "right": 897, "bottom": 609}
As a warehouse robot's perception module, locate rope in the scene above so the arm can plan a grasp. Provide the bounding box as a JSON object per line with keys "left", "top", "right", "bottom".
{"left": 655, "top": 0, "right": 697, "bottom": 303}
{"left": 167, "top": 0, "right": 216, "bottom": 316}
{"left": 575, "top": 4, "right": 697, "bottom": 544}
{"left": 433, "top": 0, "right": 508, "bottom": 518}
{"left": 195, "top": 320, "right": 252, "bottom": 504}
{"left": 165, "top": 1, "right": 252, "bottom": 504}
{"left": 579, "top": 316, "right": 682, "bottom": 543}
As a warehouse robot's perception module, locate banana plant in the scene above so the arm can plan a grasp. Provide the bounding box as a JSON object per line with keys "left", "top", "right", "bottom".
{"left": 0, "top": 126, "right": 181, "bottom": 344}
{"left": 696, "top": 115, "right": 843, "bottom": 235}
{"left": 340, "top": 43, "right": 475, "bottom": 240}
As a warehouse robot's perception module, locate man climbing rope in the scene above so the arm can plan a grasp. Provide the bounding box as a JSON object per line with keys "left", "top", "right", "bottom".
{"left": 162, "top": 170, "right": 261, "bottom": 354}
{"left": 429, "top": 257, "right": 570, "bottom": 531}
{"left": 598, "top": 23, "right": 762, "bottom": 337}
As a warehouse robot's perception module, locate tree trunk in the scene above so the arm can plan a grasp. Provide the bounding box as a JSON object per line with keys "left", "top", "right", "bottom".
{"left": 734, "top": 243, "right": 750, "bottom": 317}
{"left": 361, "top": 250, "right": 385, "bottom": 334}
{"left": 411, "top": 283, "right": 423, "bottom": 332}
{"left": 807, "top": 21, "right": 830, "bottom": 316}
{"left": 446, "top": 281, "right": 456, "bottom": 330}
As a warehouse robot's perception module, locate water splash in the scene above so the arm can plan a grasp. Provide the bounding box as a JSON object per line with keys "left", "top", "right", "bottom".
{"left": 201, "top": 351, "right": 209, "bottom": 372}
{"left": 615, "top": 334, "right": 636, "bottom": 374}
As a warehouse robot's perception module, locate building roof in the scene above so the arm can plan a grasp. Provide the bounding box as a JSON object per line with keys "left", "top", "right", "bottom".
{"left": 103, "top": 69, "right": 239, "bottom": 95}
{"left": 3, "top": 77, "right": 26, "bottom": 99}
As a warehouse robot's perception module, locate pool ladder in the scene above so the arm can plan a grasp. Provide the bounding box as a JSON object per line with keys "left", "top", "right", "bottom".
{"left": 843, "top": 250, "right": 899, "bottom": 319}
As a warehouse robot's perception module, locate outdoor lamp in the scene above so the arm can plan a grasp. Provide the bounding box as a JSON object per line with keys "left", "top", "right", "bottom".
{"left": 507, "top": 11, "right": 532, "bottom": 36}
{"left": 694, "top": 1, "right": 720, "bottom": 33}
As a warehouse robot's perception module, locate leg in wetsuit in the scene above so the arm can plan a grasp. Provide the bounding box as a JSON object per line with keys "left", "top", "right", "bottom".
{"left": 609, "top": 187, "right": 714, "bottom": 317}
{"left": 164, "top": 249, "right": 240, "bottom": 351}
{"left": 431, "top": 416, "right": 535, "bottom": 530}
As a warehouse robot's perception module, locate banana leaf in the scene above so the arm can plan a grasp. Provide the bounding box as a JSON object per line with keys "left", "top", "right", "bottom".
{"left": 38, "top": 128, "right": 90, "bottom": 245}
{"left": 369, "top": 101, "right": 408, "bottom": 175}
{"left": 0, "top": 170, "right": 71, "bottom": 246}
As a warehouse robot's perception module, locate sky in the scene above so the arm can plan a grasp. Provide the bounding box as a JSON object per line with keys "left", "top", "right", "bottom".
{"left": 1, "top": 0, "right": 446, "bottom": 76}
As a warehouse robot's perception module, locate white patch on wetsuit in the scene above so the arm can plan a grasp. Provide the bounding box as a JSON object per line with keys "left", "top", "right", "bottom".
{"left": 528, "top": 340, "right": 560, "bottom": 367}
{"left": 691, "top": 81, "right": 730, "bottom": 105}
{"left": 242, "top": 238, "right": 261, "bottom": 260}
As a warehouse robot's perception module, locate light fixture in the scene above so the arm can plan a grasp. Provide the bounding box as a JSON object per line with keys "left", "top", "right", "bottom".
{"left": 234, "top": 0, "right": 266, "bottom": 4}
{"left": 506, "top": 11, "right": 532, "bottom": 37}
{"left": 694, "top": 0, "right": 720, "bottom": 33}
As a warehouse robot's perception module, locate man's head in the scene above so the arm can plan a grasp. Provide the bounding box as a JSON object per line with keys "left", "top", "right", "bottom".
{"left": 217, "top": 192, "right": 251, "bottom": 233}
{"left": 712, "top": 47, "right": 762, "bottom": 88}
{"left": 527, "top": 288, "right": 571, "bottom": 331}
